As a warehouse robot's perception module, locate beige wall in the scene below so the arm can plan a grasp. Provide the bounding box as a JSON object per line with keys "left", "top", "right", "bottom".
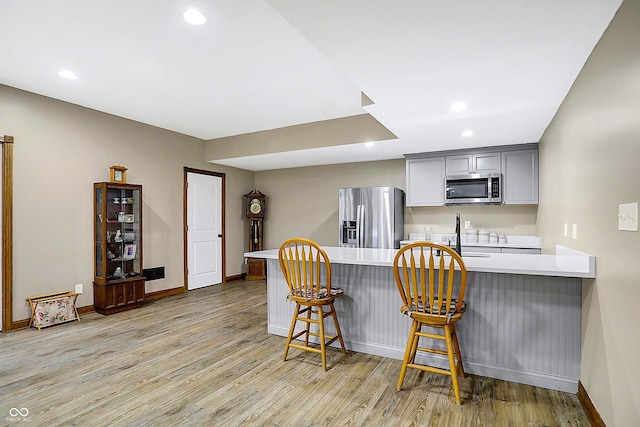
{"left": 255, "top": 159, "right": 537, "bottom": 248}
{"left": 406, "top": 205, "right": 537, "bottom": 237}
{"left": 537, "top": 0, "right": 640, "bottom": 424}
{"left": 1, "top": 85, "right": 254, "bottom": 321}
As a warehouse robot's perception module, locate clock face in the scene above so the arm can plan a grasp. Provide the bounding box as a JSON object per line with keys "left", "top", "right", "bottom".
{"left": 250, "top": 198, "right": 262, "bottom": 214}
{"left": 114, "top": 170, "right": 123, "bottom": 181}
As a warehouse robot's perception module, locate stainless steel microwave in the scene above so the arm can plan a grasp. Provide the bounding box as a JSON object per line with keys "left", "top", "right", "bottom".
{"left": 445, "top": 173, "right": 502, "bottom": 205}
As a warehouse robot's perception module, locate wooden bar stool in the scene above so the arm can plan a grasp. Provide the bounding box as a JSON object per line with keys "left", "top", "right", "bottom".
{"left": 278, "top": 238, "right": 346, "bottom": 371}
{"left": 393, "top": 242, "right": 468, "bottom": 404}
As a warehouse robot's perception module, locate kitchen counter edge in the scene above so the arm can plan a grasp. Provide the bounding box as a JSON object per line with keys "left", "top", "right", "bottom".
{"left": 245, "top": 245, "right": 595, "bottom": 279}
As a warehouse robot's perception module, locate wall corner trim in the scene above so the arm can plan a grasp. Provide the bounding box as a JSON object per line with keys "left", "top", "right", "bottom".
{"left": 577, "top": 381, "right": 606, "bottom": 427}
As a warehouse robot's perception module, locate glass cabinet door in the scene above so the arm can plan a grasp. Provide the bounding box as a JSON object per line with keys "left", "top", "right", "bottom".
{"left": 94, "top": 182, "right": 143, "bottom": 284}
{"left": 95, "top": 187, "right": 105, "bottom": 280}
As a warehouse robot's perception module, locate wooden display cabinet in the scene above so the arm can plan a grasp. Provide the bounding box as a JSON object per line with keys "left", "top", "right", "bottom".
{"left": 93, "top": 182, "right": 145, "bottom": 315}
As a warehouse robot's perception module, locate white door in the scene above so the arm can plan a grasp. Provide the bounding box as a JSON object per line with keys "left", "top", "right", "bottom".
{"left": 187, "top": 172, "right": 222, "bottom": 289}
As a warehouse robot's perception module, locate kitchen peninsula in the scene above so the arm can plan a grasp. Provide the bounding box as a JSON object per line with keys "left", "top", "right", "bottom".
{"left": 246, "top": 246, "right": 595, "bottom": 393}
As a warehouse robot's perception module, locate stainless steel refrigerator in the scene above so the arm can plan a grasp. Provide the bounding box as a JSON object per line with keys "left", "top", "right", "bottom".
{"left": 339, "top": 187, "right": 404, "bottom": 249}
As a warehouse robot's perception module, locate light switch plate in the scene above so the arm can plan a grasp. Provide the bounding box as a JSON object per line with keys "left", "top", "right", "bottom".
{"left": 619, "top": 202, "right": 639, "bottom": 231}
{"left": 75, "top": 283, "right": 83, "bottom": 294}
{"left": 571, "top": 224, "right": 578, "bottom": 239}
{"left": 563, "top": 223, "right": 568, "bottom": 238}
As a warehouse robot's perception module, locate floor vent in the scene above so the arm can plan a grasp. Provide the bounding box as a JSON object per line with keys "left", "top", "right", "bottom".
{"left": 143, "top": 266, "right": 165, "bottom": 281}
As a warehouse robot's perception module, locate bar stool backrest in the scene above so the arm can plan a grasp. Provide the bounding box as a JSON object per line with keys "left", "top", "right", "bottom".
{"left": 278, "top": 238, "right": 332, "bottom": 301}
{"left": 393, "top": 242, "right": 467, "bottom": 321}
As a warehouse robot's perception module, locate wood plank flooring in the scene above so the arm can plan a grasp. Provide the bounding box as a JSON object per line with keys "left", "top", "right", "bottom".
{"left": 1, "top": 280, "right": 589, "bottom": 426}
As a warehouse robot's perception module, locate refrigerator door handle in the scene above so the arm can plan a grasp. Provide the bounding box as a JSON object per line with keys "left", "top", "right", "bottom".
{"left": 356, "top": 204, "right": 363, "bottom": 248}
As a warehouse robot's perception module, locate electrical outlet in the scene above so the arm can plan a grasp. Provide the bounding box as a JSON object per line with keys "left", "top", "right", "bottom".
{"left": 464, "top": 221, "right": 471, "bottom": 229}
{"left": 571, "top": 224, "right": 578, "bottom": 240}
{"left": 75, "top": 283, "right": 83, "bottom": 294}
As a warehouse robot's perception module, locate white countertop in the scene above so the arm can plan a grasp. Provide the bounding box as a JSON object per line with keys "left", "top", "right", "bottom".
{"left": 245, "top": 245, "right": 595, "bottom": 278}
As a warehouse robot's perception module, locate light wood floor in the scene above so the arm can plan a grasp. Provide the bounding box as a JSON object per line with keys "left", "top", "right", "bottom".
{"left": 1, "top": 280, "right": 589, "bottom": 426}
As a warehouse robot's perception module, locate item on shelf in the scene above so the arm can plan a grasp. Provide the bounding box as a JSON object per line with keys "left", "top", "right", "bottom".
{"left": 117, "top": 211, "right": 125, "bottom": 222}
{"left": 478, "top": 228, "right": 490, "bottom": 243}
{"left": 125, "top": 214, "right": 134, "bottom": 223}
{"left": 109, "top": 165, "right": 127, "bottom": 183}
{"left": 498, "top": 234, "right": 508, "bottom": 244}
{"left": 113, "top": 197, "right": 120, "bottom": 203}
{"left": 465, "top": 227, "right": 478, "bottom": 243}
{"left": 123, "top": 244, "right": 136, "bottom": 260}
{"left": 114, "top": 230, "right": 122, "bottom": 242}
{"left": 125, "top": 197, "right": 135, "bottom": 204}
{"left": 107, "top": 249, "right": 115, "bottom": 260}
{"left": 113, "top": 267, "right": 124, "bottom": 278}
{"left": 489, "top": 231, "right": 499, "bottom": 243}
{"left": 124, "top": 232, "right": 135, "bottom": 242}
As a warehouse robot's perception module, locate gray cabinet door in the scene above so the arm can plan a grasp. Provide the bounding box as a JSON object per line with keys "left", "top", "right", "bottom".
{"left": 406, "top": 157, "right": 445, "bottom": 206}
{"left": 446, "top": 154, "right": 473, "bottom": 174}
{"left": 446, "top": 152, "right": 501, "bottom": 174}
{"left": 502, "top": 149, "right": 539, "bottom": 204}
{"left": 474, "top": 152, "right": 501, "bottom": 173}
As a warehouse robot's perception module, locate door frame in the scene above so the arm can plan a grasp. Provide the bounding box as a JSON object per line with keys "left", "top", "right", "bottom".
{"left": 1, "top": 135, "right": 14, "bottom": 332}
{"left": 183, "top": 167, "right": 226, "bottom": 290}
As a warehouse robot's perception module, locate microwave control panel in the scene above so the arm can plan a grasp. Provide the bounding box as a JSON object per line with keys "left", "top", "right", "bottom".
{"left": 491, "top": 178, "right": 500, "bottom": 197}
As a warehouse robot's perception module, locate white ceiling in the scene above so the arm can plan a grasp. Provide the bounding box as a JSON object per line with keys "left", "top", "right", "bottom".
{"left": 0, "top": 0, "right": 622, "bottom": 171}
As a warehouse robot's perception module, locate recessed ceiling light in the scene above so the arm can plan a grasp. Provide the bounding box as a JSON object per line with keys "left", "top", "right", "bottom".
{"left": 461, "top": 130, "right": 474, "bottom": 137}
{"left": 183, "top": 9, "right": 206, "bottom": 25}
{"left": 451, "top": 102, "right": 467, "bottom": 112}
{"left": 58, "top": 70, "right": 78, "bottom": 80}
{"left": 364, "top": 141, "right": 375, "bottom": 147}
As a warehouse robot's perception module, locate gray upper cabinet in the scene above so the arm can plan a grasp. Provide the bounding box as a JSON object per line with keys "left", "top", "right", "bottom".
{"left": 446, "top": 152, "right": 501, "bottom": 175}
{"left": 406, "top": 156, "right": 445, "bottom": 206}
{"left": 501, "top": 149, "right": 539, "bottom": 204}
{"left": 406, "top": 144, "right": 539, "bottom": 207}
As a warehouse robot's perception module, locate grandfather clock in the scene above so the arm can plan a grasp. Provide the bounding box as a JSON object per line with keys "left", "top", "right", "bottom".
{"left": 245, "top": 190, "right": 266, "bottom": 280}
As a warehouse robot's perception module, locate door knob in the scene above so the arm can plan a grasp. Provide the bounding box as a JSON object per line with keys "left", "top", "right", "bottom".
{"left": 218, "top": 233, "right": 222, "bottom": 237}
